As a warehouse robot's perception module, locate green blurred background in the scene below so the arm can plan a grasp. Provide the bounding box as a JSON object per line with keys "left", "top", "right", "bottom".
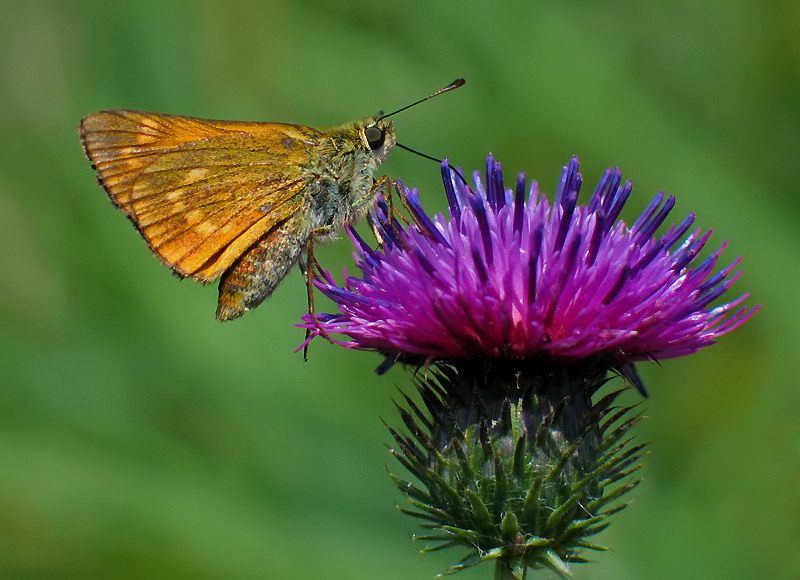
{"left": 0, "top": 1, "right": 797, "bottom": 578}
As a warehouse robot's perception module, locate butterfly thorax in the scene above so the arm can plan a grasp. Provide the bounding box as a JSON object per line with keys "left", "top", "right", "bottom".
{"left": 307, "top": 117, "right": 395, "bottom": 240}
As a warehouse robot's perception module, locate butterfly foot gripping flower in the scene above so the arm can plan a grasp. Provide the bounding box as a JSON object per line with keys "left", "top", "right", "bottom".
{"left": 301, "top": 155, "right": 757, "bottom": 578}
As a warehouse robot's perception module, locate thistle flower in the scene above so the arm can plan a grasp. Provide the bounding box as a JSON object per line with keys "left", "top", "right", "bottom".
{"left": 301, "top": 155, "right": 757, "bottom": 578}
{"left": 305, "top": 155, "right": 754, "bottom": 373}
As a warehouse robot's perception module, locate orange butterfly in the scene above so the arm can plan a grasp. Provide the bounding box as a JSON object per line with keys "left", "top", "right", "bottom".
{"left": 79, "top": 79, "right": 464, "bottom": 320}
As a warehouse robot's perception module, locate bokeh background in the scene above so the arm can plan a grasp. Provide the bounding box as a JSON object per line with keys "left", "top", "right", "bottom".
{"left": 1, "top": 1, "right": 797, "bottom": 578}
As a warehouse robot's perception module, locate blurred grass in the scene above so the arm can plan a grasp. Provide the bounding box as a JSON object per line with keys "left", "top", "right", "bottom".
{"left": 0, "top": 0, "right": 797, "bottom": 578}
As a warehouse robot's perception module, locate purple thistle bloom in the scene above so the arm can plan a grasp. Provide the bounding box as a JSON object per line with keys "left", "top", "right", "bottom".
{"left": 303, "top": 155, "right": 757, "bottom": 370}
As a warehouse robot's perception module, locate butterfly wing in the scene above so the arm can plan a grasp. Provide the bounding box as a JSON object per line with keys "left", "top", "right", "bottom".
{"left": 80, "top": 110, "right": 323, "bottom": 282}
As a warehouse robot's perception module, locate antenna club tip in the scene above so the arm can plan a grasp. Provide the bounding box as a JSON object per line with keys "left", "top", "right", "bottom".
{"left": 442, "top": 79, "right": 466, "bottom": 92}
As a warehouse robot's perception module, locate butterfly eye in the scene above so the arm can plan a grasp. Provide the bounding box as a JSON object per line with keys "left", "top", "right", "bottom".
{"left": 365, "top": 126, "right": 385, "bottom": 150}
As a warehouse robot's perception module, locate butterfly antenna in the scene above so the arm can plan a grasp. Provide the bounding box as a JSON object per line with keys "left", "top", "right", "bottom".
{"left": 376, "top": 78, "right": 465, "bottom": 122}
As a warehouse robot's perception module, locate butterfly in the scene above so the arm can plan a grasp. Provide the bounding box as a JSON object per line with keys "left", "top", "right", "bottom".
{"left": 79, "top": 79, "right": 464, "bottom": 320}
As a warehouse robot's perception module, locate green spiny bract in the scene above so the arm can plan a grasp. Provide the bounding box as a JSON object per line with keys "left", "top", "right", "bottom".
{"left": 387, "top": 362, "right": 646, "bottom": 579}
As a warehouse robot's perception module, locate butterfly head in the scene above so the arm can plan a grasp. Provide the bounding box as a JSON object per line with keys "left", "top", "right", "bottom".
{"left": 361, "top": 115, "right": 396, "bottom": 164}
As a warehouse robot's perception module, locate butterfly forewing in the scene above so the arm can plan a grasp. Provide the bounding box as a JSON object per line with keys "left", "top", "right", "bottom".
{"left": 124, "top": 141, "right": 311, "bottom": 280}
{"left": 80, "top": 110, "right": 321, "bottom": 281}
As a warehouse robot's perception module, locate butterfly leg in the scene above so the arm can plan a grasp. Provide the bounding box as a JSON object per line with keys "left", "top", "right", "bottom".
{"left": 216, "top": 217, "right": 311, "bottom": 321}
{"left": 392, "top": 180, "right": 420, "bottom": 228}
{"left": 298, "top": 237, "right": 317, "bottom": 360}
{"left": 374, "top": 175, "right": 395, "bottom": 222}
{"left": 369, "top": 175, "right": 407, "bottom": 245}
{"left": 300, "top": 225, "right": 344, "bottom": 358}
{"left": 375, "top": 175, "right": 408, "bottom": 225}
